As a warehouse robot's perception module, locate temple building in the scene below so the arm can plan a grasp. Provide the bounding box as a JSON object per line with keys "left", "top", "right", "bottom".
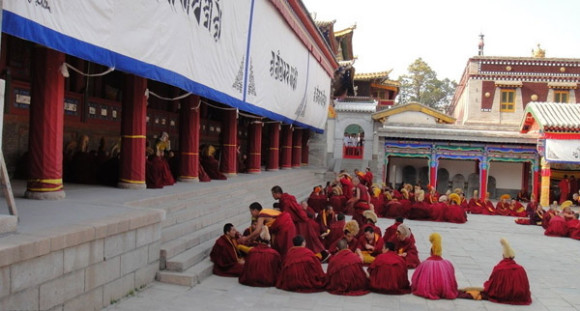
{"left": 372, "top": 42, "right": 580, "bottom": 204}
{"left": 1, "top": 0, "right": 338, "bottom": 199}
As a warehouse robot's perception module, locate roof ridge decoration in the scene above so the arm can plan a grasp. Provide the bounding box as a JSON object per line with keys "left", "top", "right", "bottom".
{"left": 354, "top": 70, "right": 393, "bottom": 80}
{"left": 334, "top": 24, "right": 357, "bottom": 37}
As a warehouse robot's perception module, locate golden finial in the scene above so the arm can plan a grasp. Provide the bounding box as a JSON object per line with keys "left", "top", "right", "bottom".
{"left": 532, "top": 44, "right": 545, "bottom": 58}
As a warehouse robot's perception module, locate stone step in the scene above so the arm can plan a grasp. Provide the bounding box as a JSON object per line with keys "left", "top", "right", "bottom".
{"left": 160, "top": 213, "right": 249, "bottom": 267}
{"left": 157, "top": 258, "right": 213, "bottom": 287}
{"left": 164, "top": 238, "right": 215, "bottom": 272}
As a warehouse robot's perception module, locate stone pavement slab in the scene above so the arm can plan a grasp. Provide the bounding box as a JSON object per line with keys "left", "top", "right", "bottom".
{"left": 104, "top": 213, "right": 580, "bottom": 311}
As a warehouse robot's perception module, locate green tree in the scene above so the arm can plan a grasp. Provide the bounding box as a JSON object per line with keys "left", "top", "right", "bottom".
{"left": 397, "top": 58, "right": 457, "bottom": 111}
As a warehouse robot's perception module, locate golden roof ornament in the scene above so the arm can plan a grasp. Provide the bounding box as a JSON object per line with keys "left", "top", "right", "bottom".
{"left": 532, "top": 43, "right": 545, "bottom": 58}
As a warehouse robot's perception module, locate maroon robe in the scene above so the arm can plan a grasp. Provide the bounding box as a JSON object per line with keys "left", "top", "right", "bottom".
{"left": 146, "top": 156, "right": 175, "bottom": 189}
{"left": 368, "top": 251, "right": 411, "bottom": 294}
{"left": 316, "top": 209, "right": 335, "bottom": 234}
{"left": 324, "top": 220, "right": 345, "bottom": 249}
{"left": 329, "top": 195, "right": 347, "bottom": 214}
{"left": 276, "top": 246, "right": 326, "bottom": 292}
{"left": 568, "top": 219, "right": 580, "bottom": 240}
{"left": 328, "top": 236, "right": 358, "bottom": 255}
{"left": 209, "top": 235, "right": 244, "bottom": 277}
{"left": 544, "top": 215, "right": 568, "bottom": 237}
{"left": 483, "top": 258, "right": 531, "bottom": 305}
{"left": 468, "top": 198, "right": 483, "bottom": 214}
{"left": 357, "top": 232, "right": 384, "bottom": 257}
{"left": 307, "top": 192, "right": 328, "bottom": 213}
{"left": 495, "top": 201, "right": 511, "bottom": 216}
{"left": 279, "top": 193, "right": 325, "bottom": 253}
{"left": 200, "top": 155, "right": 227, "bottom": 180}
{"left": 325, "top": 249, "right": 370, "bottom": 296}
{"left": 391, "top": 236, "right": 420, "bottom": 269}
{"left": 445, "top": 204, "right": 467, "bottom": 223}
{"left": 239, "top": 244, "right": 281, "bottom": 287}
{"left": 260, "top": 210, "right": 296, "bottom": 258}
{"left": 383, "top": 221, "right": 402, "bottom": 243}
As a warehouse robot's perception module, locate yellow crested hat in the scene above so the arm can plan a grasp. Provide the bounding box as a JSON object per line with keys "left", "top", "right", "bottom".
{"left": 429, "top": 232, "right": 442, "bottom": 256}
{"left": 500, "top": 194, "right": 511, "bottom": 200}
{"left": 560, "top": 200, "right": 573, "bottom": 210}
{"left": 449, "top": 193, "right": 461, "bottom": 205}
{"left": 363, "top": 210, "right": 378, "bottom": 223}
{"left": 500, "top": 237, "right": 515, "bottom": 258}
{"left": 344, "top": 220, "right": 360, "bottom": 236}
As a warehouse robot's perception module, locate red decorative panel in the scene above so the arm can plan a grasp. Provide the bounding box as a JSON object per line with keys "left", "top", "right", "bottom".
{"left": 481, "top": 81, "right": 495, "bottom": 110}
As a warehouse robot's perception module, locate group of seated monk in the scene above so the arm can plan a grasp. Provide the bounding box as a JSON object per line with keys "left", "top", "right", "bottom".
{"left": 314, "top": 174, "right": 468, "bottom": 225}
{"left": 210, "top": 219, "right": 531, "bottom": 305}
{"left": 515, "top": 199, "right": 580, "bottom": 240}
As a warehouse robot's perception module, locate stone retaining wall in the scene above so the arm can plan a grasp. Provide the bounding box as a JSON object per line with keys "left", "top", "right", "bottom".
{"left": 0, "top": 208, "right": 164, "bottom": 311}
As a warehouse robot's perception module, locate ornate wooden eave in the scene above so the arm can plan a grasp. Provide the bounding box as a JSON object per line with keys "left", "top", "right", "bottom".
{"left": 372, "top": 102, "right": 456, "bottom": 124}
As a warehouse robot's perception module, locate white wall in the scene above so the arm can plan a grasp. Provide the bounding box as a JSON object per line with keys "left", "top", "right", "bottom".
{"left": 489, "top": 161, "right": 523, "bottom": 189}
{"left": 387, "top": 111, "right": 437, "bottom": 125}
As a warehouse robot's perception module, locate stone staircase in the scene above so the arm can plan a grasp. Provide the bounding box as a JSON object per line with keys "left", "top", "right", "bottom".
{"left": 128, "top": 168, "right": 326, "bottom": 287}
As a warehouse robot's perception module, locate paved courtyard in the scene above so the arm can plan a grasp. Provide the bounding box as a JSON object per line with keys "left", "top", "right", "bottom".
{"left": 103, "top": 212, "right": 580, "bottom": 311}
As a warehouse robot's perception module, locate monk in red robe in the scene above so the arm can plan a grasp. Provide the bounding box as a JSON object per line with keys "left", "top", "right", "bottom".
{"left": 383, "top": 217, "right": 406, "bottom": 243}
{"left": 200, "top": 145, "right": 227, "bottom": 180}
{"left": 509, "top": 199, "right": 526, "bottom": 217}
{"left": 389, "top": 224, "right": 420, "bottom": 269}
{"left": 468, "top": 190, "right": 483, "bottom": 214}
{"left": 368, "top": 241, "right": 411, "bottom": 294}
{"left": 307, "top": 185, "right": 328, "bottom": 213}
{"left": 316, "top": 205, "right": 336, "bottom": 235}
{"left": 210, "top": 223, "right": 244, "bottom": 277}
{"left": 326, "top": 239, "right": 370, "bottom": 296}
{"left": 323, "top": 213, "right": 345, "bottom": 249}
{"left": 445, "top": 193, "right": 467, "bottom": 223}
{"left": 239, "top": 227, "right": 281, "bottom": 287}
{"left": 357, "top": 226, "right": 384, "bottom": 264}
{"left": 348, "top": 176, "right": 373, "bottom": 228}
{"left": 243, "top": 202, "right": 296, "bottom": 258}
{"left": 481, "top": 193, "right": 496, "bottom": 215}
{"left": 360, "top": 210, "right": 382, "bottom": 238}
{"left": 495, "top": 194, "right": 512, "bottom": 216}
{"left": 328, "top": 220, "right": 359, "bottom": 255}
{"left": 559, "top": 175, "right": 570, "bottom": 204}
{"left": 271, "top": 185, "right": 326, "bottom": 254}
{"left": 482, "top": 238, "right": 531, "bottom": 305}
{"left": 276, "top": 235, "right": 326, "bottom": 293}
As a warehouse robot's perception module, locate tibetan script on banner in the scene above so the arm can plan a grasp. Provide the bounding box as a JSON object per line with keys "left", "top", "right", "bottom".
{"left": 167, "top": 0, "right": 222, "bottom": 42}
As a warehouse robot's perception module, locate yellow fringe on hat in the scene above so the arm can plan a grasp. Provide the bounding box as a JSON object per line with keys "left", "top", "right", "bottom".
{"left": 429, "top": 233, "right": 442, "bottom": 256}
{"left": 500, "top": 237, "right": 515, "bottom": 258}
{"left": 449, "top": 193, "right": 461, "bottom": 205}
{"left": 561, "top": 200, "right": 573, "bottom": 210}
{"left": 344, "top": 220, "right": 360, "bottom": 236}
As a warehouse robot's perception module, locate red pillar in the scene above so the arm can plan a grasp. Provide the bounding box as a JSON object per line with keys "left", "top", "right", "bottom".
{"left": 429, "top": 158, "right": 438, "bottom": 189}
{"left": 280, "top": 125, "right": 293, "bottom": 169}
{"left": 522, "top": 162, "right": 530, "bottom": 192}
{"left": 479, "top": 159, "right": 488, "bottom": 200}
{"left": 292, "top": 129, "right": 302, "bottom": 168}
{"left": 247, "top": 121, "right": 262, "bottom": 174}
{"left": 25, "top": 47, "right": 66, "bottom": 199}
{"left": 178, "top": 95, "right": 200, "bottom": 182}
{"left": 118, "top": 75, "right": 147, "bottom": 189}
{"left": 301, "top": 130, "right": 310, "bottom": 166}
{"left": 220, "top": 109, "right": 237, "bottom": 176}
{"left": 267, "top": 123, "right": 280, "bottom": 171}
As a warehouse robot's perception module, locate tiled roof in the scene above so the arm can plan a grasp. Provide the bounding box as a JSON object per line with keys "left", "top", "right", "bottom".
{"left": 334, "top": 25, "right": 356, "bottom": 37}
{"left": 524, "top": 102, "right": 580, "bottom": 132}
{"left": 354, "top": 70, "right": 392, "bottom": 80}
{"left": 314, "top": 20, "right": 336, "bottom": 27}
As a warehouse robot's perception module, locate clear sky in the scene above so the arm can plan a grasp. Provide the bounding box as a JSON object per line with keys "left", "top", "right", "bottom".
{"left": 302, "top": 0, "right": 580, "bottom": 82}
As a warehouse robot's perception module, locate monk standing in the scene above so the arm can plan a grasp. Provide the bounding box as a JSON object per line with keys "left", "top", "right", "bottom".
{"left": 325, "top": 239, "right": 369, "bottom": 296}
{"left": 276, "top": 235, "right": 326, "bottom": 293}
{"left": 210, "top": 223, "right": 245, "bottom": 277}
{"left": 271, "top": 185, "right": 326, "bottom": 255}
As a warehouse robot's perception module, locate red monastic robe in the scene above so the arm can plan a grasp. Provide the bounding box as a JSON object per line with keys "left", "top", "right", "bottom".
{"left": 357, "top": 232, "right": 384, "bottom": 257}
{"left": 444, "top": 204, "right": 467, "bottom": 223}
{"left": 544, "top": 215, "right": 568, "bottom": 237}
{"left": 328, "top": 236, "right": 358, "bottom": 255}
{"left": 391, "top": 237, "right": 420, "bottom": 269}
{"left": 260, "top": 209, "right": 296, "bottom": 258}
{"left": 495, "top": 201, "right": 511, "bottom": 216}
{"left": 324, "top": 220, "right": 345, "bottom": 249}
{"left": 276, "top": 246, "right": 326, "bottom": 292}
{"left": 279, "top": 193, "right": 325, "bottom": 253}
{"left": 383, "top": 221, "right": 402, "bottom": 243}
{"left": 209, "top": 235, "right": 244, "bottom": 277}
{"left": 307, "top": 192, "right": 328, "bottom": 213}
{"left": 368, "top": 251, "right": 411, "bottom": 294}
{"left": 411, "top": 256, "right": 458, "bottom": 300}
{"left": 238, "top": 244, "right": 281, "bottom": 287}
{"left": 325, "top": 249, "right": 370, "bottom": 296}
{"left": 483, "top": 258, "right": 531, "bottom": 305}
